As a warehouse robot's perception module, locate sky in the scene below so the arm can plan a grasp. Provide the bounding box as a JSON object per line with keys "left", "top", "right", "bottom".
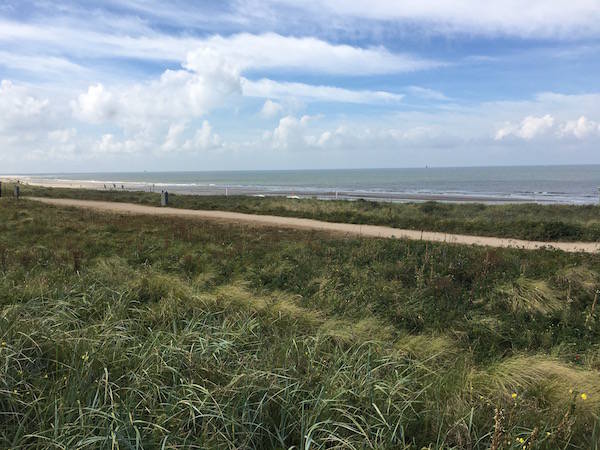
{"left": 1, "top": 1, "right": 600, "bottom": 173}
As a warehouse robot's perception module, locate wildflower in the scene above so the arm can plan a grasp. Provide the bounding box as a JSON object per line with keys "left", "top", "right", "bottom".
{"left": 569, "top": 388, "right": 573, "bottom": 394}
{"left": 581, "top": 393, "right": 588, "bottom": 400}
{"left": 81, "top": 352, "right": 89, "bottom": 362}
{"left": 1, "top": 341, "right": 5, "bottom": 347}
{"left": 511, "top": 392, "right": 518, "bottom": 399}
{"left": 517, "top": 437, "right": 525, "bottom": 444}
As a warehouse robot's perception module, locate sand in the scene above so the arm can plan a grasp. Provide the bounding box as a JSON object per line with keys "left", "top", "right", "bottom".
{"left": 0, "top": 176, "right": 532, "bottom": 203}
{"left": 27, "top": 197, "right": 600, "bottom": 254}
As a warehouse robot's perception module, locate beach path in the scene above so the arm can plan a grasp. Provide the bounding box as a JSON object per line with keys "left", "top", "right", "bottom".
{"left": 27, "top": 197, "right": 600, "bottom": 254}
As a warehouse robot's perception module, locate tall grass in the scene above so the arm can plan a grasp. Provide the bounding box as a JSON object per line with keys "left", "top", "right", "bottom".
{"left": 16, "top": 182, "right": 600, "bottom": 242}
{"left": 1, "top": 198, "right": 600, "bottom": 448}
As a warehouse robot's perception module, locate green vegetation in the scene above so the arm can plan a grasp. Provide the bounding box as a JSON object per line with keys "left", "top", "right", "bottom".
{"left": 17, "top": 182, "right": 600, "bottom": 242}
{"left": 2, "top": 197, "right": 600, "bottom": 448}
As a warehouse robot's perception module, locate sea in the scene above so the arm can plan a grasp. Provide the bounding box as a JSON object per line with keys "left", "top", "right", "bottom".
{"left": 19, "top": 165, "right": 600, "bottom": 204}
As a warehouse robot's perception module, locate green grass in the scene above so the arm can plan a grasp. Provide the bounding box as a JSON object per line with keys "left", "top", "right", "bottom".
{"left": 1, "top": 197, "right": 600, "bottom": 448}
{"left": 15, "top": 182, "right": 600, "bottom": 242}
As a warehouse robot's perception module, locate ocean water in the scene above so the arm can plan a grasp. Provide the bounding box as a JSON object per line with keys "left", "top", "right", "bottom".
{"left": 25, "top": 165, "right": 600, "bottom": 204}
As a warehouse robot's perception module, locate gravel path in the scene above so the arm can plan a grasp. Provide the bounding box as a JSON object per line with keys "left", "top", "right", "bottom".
{"left": 29, "top": 197, "right": 600, "bottom": 253}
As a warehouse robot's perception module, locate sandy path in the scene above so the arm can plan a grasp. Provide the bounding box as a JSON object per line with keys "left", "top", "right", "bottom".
{"left": 28, "top": 197, "right": 600, "bottom": 253}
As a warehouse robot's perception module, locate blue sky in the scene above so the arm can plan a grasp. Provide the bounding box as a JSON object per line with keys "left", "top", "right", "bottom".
{"left": 1, "top": 0, "right": 600, "bottom": 173}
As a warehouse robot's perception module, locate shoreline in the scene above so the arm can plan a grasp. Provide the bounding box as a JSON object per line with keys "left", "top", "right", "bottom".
{"left": 0, "top": 175, "right": 584, "bottom": 204}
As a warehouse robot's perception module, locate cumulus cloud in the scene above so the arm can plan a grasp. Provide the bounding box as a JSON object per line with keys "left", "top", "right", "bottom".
{"left": 260, "top": 99, "right": 283, "bottom": 118}
{"left": 494, "top": 113, "right": 600, "bottom": 142}
{"left": 93, "top": 134, "right": 142, "bottom": 155}
{"left": 74, "top": 58, "right": 241, "bottom": 129}
{"left": 265, "top": 115, "right": 316, "bottom": 150}
{"left": 161, "top": 123, "right": 187, "bottom": 152}
{"left": 72, "top": 83, "right": 117, "bottom": 123}
{"left": 182, "top": 121, "right": 222, "bottom": 152}
{"left": 0, "top": 79, "right": 49, "bottom": 128}
{"left": 495, "top": 115, "right": 555, "bottom": 140}
{"left": 263, "top": 114, "right": 454, "bottom": 152}
{"left": 559, "top": 116, "right": 600, "bottom": 139}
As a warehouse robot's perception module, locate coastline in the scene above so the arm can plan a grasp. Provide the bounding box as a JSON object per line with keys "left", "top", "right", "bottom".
{"left": 0, "top": 175, "right": 554, "bottom": 204}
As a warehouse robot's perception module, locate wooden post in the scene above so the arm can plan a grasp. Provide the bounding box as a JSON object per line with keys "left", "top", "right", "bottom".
{"left": 161, "top": 190, "right": 168, "bottom": 206}
{"left": 14, "top": 185, "right": 20, "bottom": 199}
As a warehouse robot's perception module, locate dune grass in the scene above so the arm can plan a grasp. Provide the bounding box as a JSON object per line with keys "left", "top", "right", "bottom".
{"left": 1, "top": 198, "right": 600, "bottom": 448}
{"left": 13, "top": 182, "right": 600, "bottom": 242}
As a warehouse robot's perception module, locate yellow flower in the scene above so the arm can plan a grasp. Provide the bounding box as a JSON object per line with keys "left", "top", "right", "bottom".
{"left": 581, "top": 393, "right": 588, "bottom": 400}
{"left": 511, "top": 392, "right": 518, "bottom": 399}
{"left": 1, "top": 341, "right": 5, "bottom": 347}
{"left": 518, "top": 437, "right": 525, "bottom": 444}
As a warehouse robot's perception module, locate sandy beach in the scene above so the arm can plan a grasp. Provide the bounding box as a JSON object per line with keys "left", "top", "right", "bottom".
{"left": 0, "top": 175, "right": 536, "bottom": 203}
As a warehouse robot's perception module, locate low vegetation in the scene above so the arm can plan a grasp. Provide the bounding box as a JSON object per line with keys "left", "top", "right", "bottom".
{"left": 1, "top": 197, "right": 600, "bottom": 448}
{"left": 15, "top": 182, "right": 600, "bottom": 242}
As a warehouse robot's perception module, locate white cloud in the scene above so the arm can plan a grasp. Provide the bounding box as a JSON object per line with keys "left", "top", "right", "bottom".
{"left": 0, "top": 21, "right": 442, "bottom": 77}
{"left": 260, "top": 99, "right": 283, "bottom": 118}
{"left": 266, "top": 115, "right": 317, "bottom": 150}
{"left": 0, "top": 50, "right": 86, "bottom": 75}
{"left": 495, "top": 115, "right": 555, "bottom": 140}
{"left": 72, "top": 54, "right": 241, "bottom": 131}
{"left": 72, "top": 83, "right": 117, "bottom": 123}
{"left": 93, "top": 134, "right": 141, "bottom": 155}
{"left": 243, "top": 78, "right": 404, "bottom": 104}
{"left": 183, "top": 121, "right": 222, "bottom": 151}
{"left": 161, "top": 123, "right": 187, "bottom": 152}
{"left": 186, "top": 33, "right": 441, "bottom": 75}
{"left": 267, "top": 0, "right": 600, "bottom": 39}
{"left": 406, "top": 86, "right": 450, "bottom": 101}
{"left": 48, "top": 128, "right": 77, "bottom": 144}
{"left": 263, "top": 115, "right": 452, "bottom": 152}
{"left": 0, "top": 80, "right": 49, "bottom": 128}
{"left": 559, "top": 116, "right": 599, "bottom": 139}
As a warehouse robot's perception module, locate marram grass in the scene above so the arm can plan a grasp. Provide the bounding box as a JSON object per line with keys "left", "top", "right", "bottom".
{"left": 16, "top": 182, "right": 600, "bottom": 242}
{"left": 1, "top": 198, "right": 600, "bottom": 448}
